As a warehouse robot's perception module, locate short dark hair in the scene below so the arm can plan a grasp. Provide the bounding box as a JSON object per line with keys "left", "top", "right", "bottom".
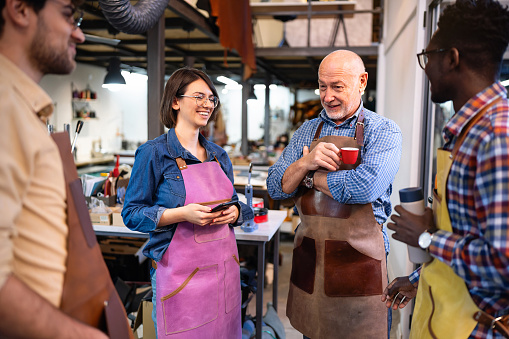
{"left": 434, "top": 0, "right": 509, "bottom": 77}
{"left": 0, "top": 0, "right": 44, "bottom": 35}
{"left": 160, "top": 67, "right": 221, "bottom": 129}
{"left": 0, "top": 0, "right": 84, "bottom": 35}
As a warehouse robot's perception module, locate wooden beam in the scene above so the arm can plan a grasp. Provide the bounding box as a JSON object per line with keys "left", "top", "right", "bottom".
{"left": 167, "top": 0, "right": 219, "bottom": 41}
{"left": 255, "top": 45, "right": 379, "bottom": 57}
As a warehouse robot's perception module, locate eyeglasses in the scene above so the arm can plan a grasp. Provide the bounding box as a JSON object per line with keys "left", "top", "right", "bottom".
{"left": 180, "top": 94, "right": 219, "bottom": 108}
{"left": 49, "top": 0, "right": 83, "bottom": 30}
{"left": 416, "top": 48, "right": 448, "bottom": 69}
{"left": 71, "top": 8, "right": 84, "bottom": 30}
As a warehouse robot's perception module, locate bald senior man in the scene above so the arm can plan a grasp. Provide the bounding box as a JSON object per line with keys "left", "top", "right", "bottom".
{"left": 267, "top": 50, "right": 402, "bottom": 339}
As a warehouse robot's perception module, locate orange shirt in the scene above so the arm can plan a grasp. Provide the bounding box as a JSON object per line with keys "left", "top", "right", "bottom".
{"left": 0, "top": 54, "right": 67, "bottom": 307}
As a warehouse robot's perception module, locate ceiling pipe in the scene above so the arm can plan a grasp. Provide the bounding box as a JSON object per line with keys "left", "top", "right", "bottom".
{"left": 98, "top": 0, "right": 168, "bottom": 34}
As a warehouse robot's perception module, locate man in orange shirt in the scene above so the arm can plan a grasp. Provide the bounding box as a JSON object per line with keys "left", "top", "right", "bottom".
{"left": 0, "top": 1, "right": 109, "bottom": 337}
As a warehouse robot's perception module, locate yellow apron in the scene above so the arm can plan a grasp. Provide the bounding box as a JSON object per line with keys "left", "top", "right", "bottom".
{"left": 410, "top": 100, "right": 500, "bottom": 339}
{"left": 410, "top": 147, "right": 480, "bottom": 339}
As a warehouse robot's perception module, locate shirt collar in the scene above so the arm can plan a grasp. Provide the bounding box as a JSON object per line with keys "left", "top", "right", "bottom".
{"left": 0, "top": 54, "right": 53, "bottom": 123}
{"left": 443, "top": 81, "right": 507, "bottom": 144}
{"left": 166, "top": 128, "right": 218, "bottom": 161}
{"left": 319, "top": 100, "right": 365, "bottom": 128}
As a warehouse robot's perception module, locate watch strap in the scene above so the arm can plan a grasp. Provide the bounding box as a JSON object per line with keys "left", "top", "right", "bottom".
{"left": 306, "top": 170, "right": 316, "bottom": 179}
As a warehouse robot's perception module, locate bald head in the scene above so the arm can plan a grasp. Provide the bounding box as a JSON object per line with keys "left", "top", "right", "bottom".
{"left": 317, "top": 50, "right": 368, "bottom": 124}
{"left": 319, "top": 50, "right": 366, "bottom": 77}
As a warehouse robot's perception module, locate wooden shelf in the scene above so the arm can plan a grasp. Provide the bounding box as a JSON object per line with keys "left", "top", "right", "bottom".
{"left": 72, "top": 98, "right": 97, "bottom": 102}
{"left": 72, "top": 117, "right": 98, "bottom": 120}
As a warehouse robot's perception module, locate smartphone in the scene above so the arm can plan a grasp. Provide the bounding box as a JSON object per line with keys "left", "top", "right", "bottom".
{"left": 210, "top": 201, "right": 237, "bottom": 212}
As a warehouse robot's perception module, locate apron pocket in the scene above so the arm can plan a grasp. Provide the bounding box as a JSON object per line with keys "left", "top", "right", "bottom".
{"left": 224, "top": 254, "right": 241, "bottom": 314}
{"left": 194, "top": 223, "right": 229, "bottom": 243}
{"left": 324, "top": 240, "right": 382, "bottom": 297}
{"left": 290, "top": 236, "right": 316, "bottom": 294}
{"left": 160, "top": 264, "right": 218, "bottom": 335}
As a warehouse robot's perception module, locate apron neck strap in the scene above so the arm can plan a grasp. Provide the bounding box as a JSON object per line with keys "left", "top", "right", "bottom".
{"left": 176, "top": 155, "right": 220, "bottom": 171}
{"left": 354, "top": 109, "right": 365, "bottom": 146}
{"left": 313, "top": 110, "right": 365, "bottom": 146}
{"left": 312, "top": 122, "right": 324, "bottom": 141}
{"left": 451, "top": 97, "right": 502, "bottom": 158}
{"left": 176, "top": 157, "right": 187, "bottom": 170}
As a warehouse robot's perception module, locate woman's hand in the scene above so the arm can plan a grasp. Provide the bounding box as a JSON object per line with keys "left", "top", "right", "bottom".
{"left": 180, "top": 203, "right": 217, "bottom": 226}
{"left": 208, "top": 205, "right": 239, "bottom": 226}
{"left": 159, "top": 203, "right": 240, "bottom": 227}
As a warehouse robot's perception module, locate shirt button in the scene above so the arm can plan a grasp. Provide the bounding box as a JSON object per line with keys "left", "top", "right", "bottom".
{"left": 335, "top": 126, "right": 339, "bottom": 130}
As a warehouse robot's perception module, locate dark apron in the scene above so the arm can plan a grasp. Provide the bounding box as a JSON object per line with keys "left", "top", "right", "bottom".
{"left": 156, "top": 157, "right": 241, "bottom": 338}
{"left": 52, "top": 132, "right": 133, "bottom": 339}
{"left": 287, "top": 117, "right": 388, "bottom": 338}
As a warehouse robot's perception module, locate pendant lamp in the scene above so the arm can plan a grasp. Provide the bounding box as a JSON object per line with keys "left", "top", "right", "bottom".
{"left": 102, "top": 57, "right": 126, "bottom": 91}
{"left": 248, "top": 84, "right": 257, "bottom": 101}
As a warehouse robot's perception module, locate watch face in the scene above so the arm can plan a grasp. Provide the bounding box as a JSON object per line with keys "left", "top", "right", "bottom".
{"left": 418, "top": 232, "right": 432, "bottom": 249}
{"left": 304, "top": 176, "right": 313, "bottom": 189}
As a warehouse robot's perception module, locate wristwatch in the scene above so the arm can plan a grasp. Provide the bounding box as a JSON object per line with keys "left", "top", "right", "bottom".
{"left": 418, "top": 229, "right": 437, "bottom": 250}
{"left": 303, "top": 170, "right": 316, "bottom": 189}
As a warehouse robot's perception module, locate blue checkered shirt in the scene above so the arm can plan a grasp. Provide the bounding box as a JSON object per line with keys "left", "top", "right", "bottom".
{"left": 267, "top": 104, "right": 402, "bottom": 253}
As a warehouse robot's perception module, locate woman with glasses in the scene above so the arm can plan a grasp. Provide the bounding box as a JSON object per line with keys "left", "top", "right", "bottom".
{"left": 122, "top": 67, "right": 253, "bottom": 338}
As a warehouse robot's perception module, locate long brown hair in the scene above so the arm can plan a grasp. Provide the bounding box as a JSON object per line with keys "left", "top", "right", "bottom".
{"left": 160, "top": 67, "right": 221, "bottom": 129}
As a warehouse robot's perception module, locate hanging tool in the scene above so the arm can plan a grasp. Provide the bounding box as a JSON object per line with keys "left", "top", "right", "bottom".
{"left": 70, "top": 120, "right": 83, "bottom": 154}
{"left": 63, "top": 123, "right": 71, "bottom": 142}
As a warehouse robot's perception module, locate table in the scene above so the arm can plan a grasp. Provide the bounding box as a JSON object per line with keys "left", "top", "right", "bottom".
{"left": 235, "top": 210, "right": 286, "bottom": 339}
{"left": 93, "top": 209, "right": 287, "bottom": 339}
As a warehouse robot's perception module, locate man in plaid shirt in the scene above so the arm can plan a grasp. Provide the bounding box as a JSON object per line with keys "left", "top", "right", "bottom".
{"left": 382, "top": 1, "right": 509, "bottom": 338}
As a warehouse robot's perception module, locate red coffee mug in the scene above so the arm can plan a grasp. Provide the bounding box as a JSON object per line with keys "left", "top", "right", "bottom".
{"left": 340, "top": 147, "right": 359, "bottom": 164}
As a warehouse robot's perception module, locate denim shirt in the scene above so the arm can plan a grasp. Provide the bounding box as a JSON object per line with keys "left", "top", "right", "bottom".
{"left": 122, "top": 128, "right": 253, "bottom": 261}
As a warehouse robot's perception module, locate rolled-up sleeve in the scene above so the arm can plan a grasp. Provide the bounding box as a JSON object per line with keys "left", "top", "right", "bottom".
{"left": 267, "top": 127, "right": 307, "bottom": 200}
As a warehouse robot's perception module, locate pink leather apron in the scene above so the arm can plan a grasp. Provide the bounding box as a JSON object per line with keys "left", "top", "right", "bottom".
{"left": 287, "top": 119, "right": 388, "bottom": 338}
{"left": 156, "top": 157, "right": 241, "bottom": 338}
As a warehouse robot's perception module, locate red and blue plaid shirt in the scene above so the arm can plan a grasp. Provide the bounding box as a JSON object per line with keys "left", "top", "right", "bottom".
{"left": 410, "top": 82, "right": 509, "bottom": 338}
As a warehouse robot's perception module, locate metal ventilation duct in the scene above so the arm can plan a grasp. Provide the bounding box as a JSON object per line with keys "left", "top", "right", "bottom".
{"left": 98, "top": 0, "right": 168, "bottom": 35}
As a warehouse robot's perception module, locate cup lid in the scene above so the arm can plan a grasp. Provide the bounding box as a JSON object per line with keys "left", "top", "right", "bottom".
{"left": 399, "top": 187, "right": 423, "bottom": 202}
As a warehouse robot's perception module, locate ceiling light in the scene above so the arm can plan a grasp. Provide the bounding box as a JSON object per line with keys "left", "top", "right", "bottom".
{"left": 225, "top": 83, "right": 242, "bottom": 90}
{"left": 102, "top": 57, "right": 126, "bottom": 91}
{"left": 217, "top": 76, "right": 239, "bottom": 86}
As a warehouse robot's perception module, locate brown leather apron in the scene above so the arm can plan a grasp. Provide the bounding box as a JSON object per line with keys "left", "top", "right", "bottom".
{"left": 287, "top": 116, "right": 388, "bottom": 339}
{"left": 52, "top": 132, "right": 133, "bottom": 339}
